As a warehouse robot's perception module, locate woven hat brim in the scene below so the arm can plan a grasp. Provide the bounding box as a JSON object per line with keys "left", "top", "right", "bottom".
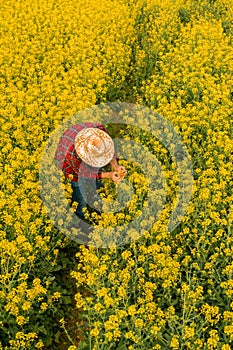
{"left": 74, "top": 128, "right": 115, "bottom": 167}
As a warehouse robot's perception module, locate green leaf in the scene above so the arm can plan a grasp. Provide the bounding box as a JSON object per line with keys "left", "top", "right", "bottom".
{"left": 77, "top": 340, "right": 89, "bottom": 350}
{"left": 53, "top": 264, "right": 62, "bottom": 271}
{"left": 54, "top": 330, "right": 61, "bottom": 343}
{"left": 37, "top": 325, "right": 48, "bottom": 335}
{"left": 63, "top": 296, "right": 72, "bottom": 305}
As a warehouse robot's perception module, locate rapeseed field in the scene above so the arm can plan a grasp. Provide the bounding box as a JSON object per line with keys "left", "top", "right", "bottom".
{"left": 1, "top": 0, "right": 233, "bottom": 349}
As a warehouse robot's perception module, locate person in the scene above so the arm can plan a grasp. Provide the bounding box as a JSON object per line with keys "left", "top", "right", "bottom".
{"left": 54, "top": 122, "right": 127, "bottom": 233}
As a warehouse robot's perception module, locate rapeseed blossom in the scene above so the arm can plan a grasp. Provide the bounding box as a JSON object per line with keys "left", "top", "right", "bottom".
{"left": 70, "top": 0, "right": 233, "bottom": 348}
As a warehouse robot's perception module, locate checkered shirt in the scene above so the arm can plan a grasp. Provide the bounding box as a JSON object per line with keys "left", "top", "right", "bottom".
{"left": 54, "top": 122, "right": 117, "bottom": 182}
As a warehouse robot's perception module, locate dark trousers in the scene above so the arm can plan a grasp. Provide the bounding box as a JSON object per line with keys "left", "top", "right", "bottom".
{"left": 71, "top": 178, "right": 104, "bottom": 221}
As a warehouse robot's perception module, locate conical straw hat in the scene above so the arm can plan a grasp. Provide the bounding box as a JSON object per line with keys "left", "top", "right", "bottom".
{"left": 74, "top": 127, "right": 115, "bottom": 167}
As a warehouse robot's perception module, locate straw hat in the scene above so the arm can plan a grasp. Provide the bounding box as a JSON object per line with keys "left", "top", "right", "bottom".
{"left": 74, "top": 127, "right": 115, "bottom": 167}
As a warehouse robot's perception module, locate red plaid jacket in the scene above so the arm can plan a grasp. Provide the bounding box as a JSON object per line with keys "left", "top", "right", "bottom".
{"left": 54, "top": 122, "right": 117, "bottom": 182}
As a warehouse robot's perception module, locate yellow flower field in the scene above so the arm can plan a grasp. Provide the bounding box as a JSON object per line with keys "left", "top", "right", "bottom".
{"left": 0, "top": 0, "right": 233, "bottom": 349}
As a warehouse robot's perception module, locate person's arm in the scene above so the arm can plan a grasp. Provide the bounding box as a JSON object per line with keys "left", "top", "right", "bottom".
{"left": 100, "top": 171, "right": 123, "bottom": 184}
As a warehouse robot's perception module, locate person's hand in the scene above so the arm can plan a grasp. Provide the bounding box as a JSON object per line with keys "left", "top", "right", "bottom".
{"left": 114, "top": 165, "right": 127, "bottom": 179}
{"left": 111, "top": 171, "right": 123, "bottom": 184}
